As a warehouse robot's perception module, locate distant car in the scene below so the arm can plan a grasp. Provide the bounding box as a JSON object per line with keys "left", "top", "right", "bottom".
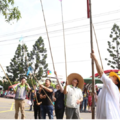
{"left": 6, "top": 93, "right": 15, "bottom": 99}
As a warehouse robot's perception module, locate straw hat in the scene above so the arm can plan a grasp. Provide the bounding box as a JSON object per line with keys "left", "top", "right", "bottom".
{"left": 109, "top": 72, "right": 120, "bottom": 82}
{"left": 67, "top": 73, "right": 84, "bottom": 89}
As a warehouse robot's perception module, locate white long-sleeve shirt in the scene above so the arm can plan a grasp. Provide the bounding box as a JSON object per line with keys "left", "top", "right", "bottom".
{"left": 96, "top": 73, "right": 120, "bottom": 119}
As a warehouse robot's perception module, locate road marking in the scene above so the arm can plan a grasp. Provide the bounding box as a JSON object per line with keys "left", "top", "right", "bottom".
{"left": 0, "top": 110, "right": 11, "bottom": 113}
{"left": 10, "top": 103, "right": 14, "bottom": 111}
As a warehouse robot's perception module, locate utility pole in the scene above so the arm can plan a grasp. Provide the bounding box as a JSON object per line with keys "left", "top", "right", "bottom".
{"left": 89, "top": 0, "right": 95, "bottom": 119}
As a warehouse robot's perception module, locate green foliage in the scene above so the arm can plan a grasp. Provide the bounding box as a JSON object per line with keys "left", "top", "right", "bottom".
{"left": 28, "top": 37, "right": 48, "bottom": 80}
{"left": 105, "top": 24, "right": 120, "bottom": 69}
{"left": 6, "top": 37, "right": 48, "bottom": 83}
{"left": 0, "top": 0, "right": 21, "bottom": 22}
{"left": 51, "top": 83, "right": 56, "bottom": 89}
{"left": 26, "top": 78, "right": 36, "bottom": 88}
{"left": 0, "top": 80, "right": 20, "bottom": 90}
{"left": 6, "top": 44, "right": 29, "bottom": 82}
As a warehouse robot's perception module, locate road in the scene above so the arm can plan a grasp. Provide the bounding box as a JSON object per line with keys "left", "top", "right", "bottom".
{"left": 0, "top": 98, "right": 91, "bottom": 119}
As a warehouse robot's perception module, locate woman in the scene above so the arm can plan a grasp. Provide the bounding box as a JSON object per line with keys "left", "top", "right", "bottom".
{"left": 33, "top": 85, "right": 42, "bottom": 119}
{"left": 53, "top": 71, "right": 64, "bottom": 119}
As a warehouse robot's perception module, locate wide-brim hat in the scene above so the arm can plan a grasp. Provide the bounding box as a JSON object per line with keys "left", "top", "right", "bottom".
{"left": 109, "top": 72, "right": 120, "bottom": 82}
{"left": 67, "top": 73, "right": 84, "bottom": 89}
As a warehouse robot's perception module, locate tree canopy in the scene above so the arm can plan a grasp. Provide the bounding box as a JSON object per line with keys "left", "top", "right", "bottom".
{"left": 105, "top": 24, "right": 120, "bottom": 69}
{"left": 0, "top": 0, "right": 21, "bottom": 22}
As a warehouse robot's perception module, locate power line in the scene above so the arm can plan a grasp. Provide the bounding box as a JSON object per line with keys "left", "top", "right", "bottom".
{"left": 0, "top": 18, "right": 120, "bottom": 43}
{"left": 1, "top": 58, "right": 107, "bottom": 68}
{"left": 0, "top": 39, "right": 109, "bottom": 57}
{"left": 0, "top": 25, "right": 115, "bottom": 46}
{"left": 1, "top": 8, "right": 120, "bottom": 38}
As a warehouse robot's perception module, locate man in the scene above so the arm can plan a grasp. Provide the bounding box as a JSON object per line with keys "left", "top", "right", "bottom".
{"left": 13, "top": 77, "right": 31, "bottom": 119}
{"left": 91, "top": 50, "right": 120, "bottom": 119}
{"left": 40, "top": 79, "right": 54, "bottom": 119}
{"left": 53, "top": 71, "right": 64, "bottom": 119}
{"left": 28, "top": 84, "right": 37, "bottom": 111}
{"left": 64, "top": 73, "right": 84, "bottom": 119}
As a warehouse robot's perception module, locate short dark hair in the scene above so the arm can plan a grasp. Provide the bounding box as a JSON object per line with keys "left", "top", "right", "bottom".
{"left": 20, "top": 77, "right": 26, "bottom": 81}
{"left": 46, "top": 79, "right": 51, "bottom": 83}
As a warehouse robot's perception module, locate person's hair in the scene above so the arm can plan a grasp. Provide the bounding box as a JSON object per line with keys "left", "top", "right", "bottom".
{"left": 20, "top": 77, "right": 26, "bottom": 81}
{"left": 83, "top": 88, "right": 87, "bottom": 93}
{"left": 116, "top": 79, "right": 120, "bottom": 90}
{"left": 45, "top": 79, "right": 51, "bottom": 83}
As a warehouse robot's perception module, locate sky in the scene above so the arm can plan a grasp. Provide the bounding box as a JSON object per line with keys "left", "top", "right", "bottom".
{"left": 0, "top": 0, "right": 120, "bottom": 80}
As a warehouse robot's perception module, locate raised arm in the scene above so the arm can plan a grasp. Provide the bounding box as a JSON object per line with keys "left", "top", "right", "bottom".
{"left": 91, "top": 50, "right": 104, "bottom": 77}
{"left": 64, "top": 81, "right": 68, "bottom": 94}
{"left": 40, "top": 85, "right": 53, "bottom": 92}
{"left": 54, "top": 71, "right": 64, "bottom": 93}
{"left": 25, "top": 82, "right": 31, "bottom": 91}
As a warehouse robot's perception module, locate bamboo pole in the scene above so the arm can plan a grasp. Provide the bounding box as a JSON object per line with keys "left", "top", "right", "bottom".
{"left": 40, "top": 0, "right": 56, "bottom": 72}
{"left": 92, "top": 24, "right": 104, "bottom": 70}
{"left": 30, "top": 74, "right": 38, "bottom": 104}
{"left": 60, "top": 0, "right": 68, "bottom": 80}
{"left": 0, "top": 64, "right": 13, "bottom": 88}
{"left": 89, "top": 0, "right": 95, "bottom": 119}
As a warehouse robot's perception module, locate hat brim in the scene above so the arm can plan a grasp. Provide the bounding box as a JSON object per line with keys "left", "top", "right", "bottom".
{"left": 109, "top": 72, "right": 120, "bottom": 82}
{"left": 67, "top": 73, "right": 84, "bottom": 89}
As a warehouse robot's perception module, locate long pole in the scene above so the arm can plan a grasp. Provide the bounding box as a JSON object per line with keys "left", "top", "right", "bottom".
{"left": 92, "top": 24, "right": 104, "bottom": 70}
{"left": 0, "top": 64, "right": 13, "bottom": 87}
{"left": 40, "top": 0, "right": 56, "bottom": 72}
{"left": 89, "top": 0, "right": 95, "bottom": 119}
{"left": 60, "top": 1, "right": 68, "bottom": 80}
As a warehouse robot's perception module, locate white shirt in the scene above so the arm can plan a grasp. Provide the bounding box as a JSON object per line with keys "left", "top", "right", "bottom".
{"left": 66, "top": 85, "right": 83, "bottom": 108}
{"left": 96, "top": 73, "right": 120, "bottom": 119}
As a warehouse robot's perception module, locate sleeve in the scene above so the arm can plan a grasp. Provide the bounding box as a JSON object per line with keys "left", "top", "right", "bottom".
{"left": 50, "top": 87, "right": 54, "bottom": 93}
{"left": 101, "top": 73, "right": 118, "bottom": 98}
{"left": 66, "top": 85, "right": 69, "bottom": 92}
{"left": 100, "top": 73, "right": 112, "bottom": 86}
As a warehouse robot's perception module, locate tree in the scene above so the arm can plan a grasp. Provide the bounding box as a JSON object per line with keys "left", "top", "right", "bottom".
{"left": 0, "top": 0, "right": 21, "bottom": 22}
{"left": 105, "top": 24, "right": 120, "bottom": 69}
{"left": 28, "top": 37, "right": 48, "bottom": 80}
{"left": 6, "top": 44, "right": 29, "bottom": 81}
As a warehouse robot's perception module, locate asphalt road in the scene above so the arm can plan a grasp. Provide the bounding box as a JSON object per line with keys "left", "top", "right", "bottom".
{"left": 0, "top": 98, "right": 91, "bottom": 119}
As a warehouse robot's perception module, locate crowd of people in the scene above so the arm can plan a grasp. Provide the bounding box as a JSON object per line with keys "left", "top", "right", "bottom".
{"left": 1, "top": 50, "right": 120, "bottom": 119}
{"left": 11, "top": 71, "right": 85, "bottom": 119}
{"left": 0, "top": 90, "right": 14, "bottom": 97}
{"left": 80, "top": 86, "right": 101, "bottom": 112}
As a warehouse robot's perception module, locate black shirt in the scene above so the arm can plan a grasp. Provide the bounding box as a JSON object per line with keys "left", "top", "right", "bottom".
{"left": 34, "top": 90, "right": 42, "bottom": 106}
{"left": 55, "top": 90, "right": 64, "bottom": 109}
{"left": 41, "top": 86, "right": 54, "bottom": 105}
